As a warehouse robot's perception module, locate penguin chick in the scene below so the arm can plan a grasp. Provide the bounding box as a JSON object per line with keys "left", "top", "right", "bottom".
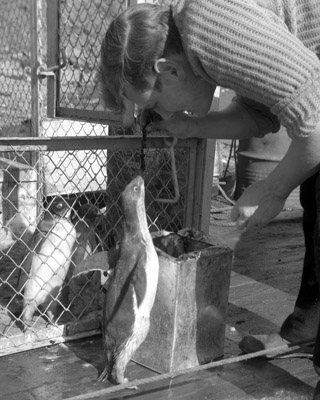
{"left": 97, "top": 176, "right": 159, "bottom": 384}
{"left": 21, "top": 196, "right": 77, "bottom": 327}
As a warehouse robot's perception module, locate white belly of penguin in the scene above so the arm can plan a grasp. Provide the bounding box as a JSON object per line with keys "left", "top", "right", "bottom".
{"left": 25, "top": 220, "right": 77, "bottom": 303}
{"left": 136, "top": 242, "right": 159, "bottom": 315}
{"left": 119, "top": 240, "right": 159, "bottom": 359}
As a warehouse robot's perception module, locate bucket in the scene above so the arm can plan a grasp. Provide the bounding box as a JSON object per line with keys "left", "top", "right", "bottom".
{"left": 234, "top": 129, "right": 301, "bottom": 209}
{"left": 70, "top": 229, "right": 233, "bottom": 373}
{"left": 133, "top": 229, "right": 232, "bottom": 373}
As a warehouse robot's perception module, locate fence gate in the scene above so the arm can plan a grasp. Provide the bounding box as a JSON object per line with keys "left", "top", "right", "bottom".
{"left": 0, "top": 0, "right": 216, "bottom": 356}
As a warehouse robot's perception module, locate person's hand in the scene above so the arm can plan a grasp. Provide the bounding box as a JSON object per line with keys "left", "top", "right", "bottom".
{"left": 146, "top": 112, "right": 197, "bottom": 139}
{"left": 230, "top": 180, "right": 287, "bottom": 230}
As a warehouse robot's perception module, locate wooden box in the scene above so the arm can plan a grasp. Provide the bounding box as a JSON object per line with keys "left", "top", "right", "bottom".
{"left": 133, "top": 230, "right": 233, "bottom": 373}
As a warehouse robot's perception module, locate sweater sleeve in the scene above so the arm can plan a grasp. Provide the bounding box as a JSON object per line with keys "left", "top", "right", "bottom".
{"left": 232, "top": 96, "right": 280, "bottom": 137}
{"left": 180, "top": 0, "right": 320, "bottom": 139}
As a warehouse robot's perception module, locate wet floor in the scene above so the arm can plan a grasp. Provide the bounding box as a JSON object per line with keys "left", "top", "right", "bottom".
{"left": 1, "top": 209, "right": 320, "bottom": 400}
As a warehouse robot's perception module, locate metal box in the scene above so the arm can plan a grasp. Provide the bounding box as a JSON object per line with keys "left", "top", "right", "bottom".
{"left": 133, "top": 230, "right": 233, "bottom": 373}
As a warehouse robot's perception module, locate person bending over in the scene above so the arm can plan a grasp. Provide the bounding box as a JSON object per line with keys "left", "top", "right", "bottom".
{"left": 98, "top": 0, "right": 320, "bottom": 375}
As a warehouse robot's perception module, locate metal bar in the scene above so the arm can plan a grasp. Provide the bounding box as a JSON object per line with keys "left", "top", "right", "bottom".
{"left": 30, "top": 0, "right": 43, "bottom": 223}
{"left": 30, "top": 0, "right": 41, "bottom": 139}
{"left": 190, "top": 95, "right": 220, "bottom": 233}
{"left": 0, "top": 136, "right": 197, "bottom": 152}
{"left": 46, "top": 0, "right": 60, "bottom": 117}
{"left": 184, "top": 143, "right": 197, "bottom": 228}
{"left": 57, "top": 107, "right": 129, "bottom": 124}
{"left": 192, "top": 139, "right": 216, "bottom": 233}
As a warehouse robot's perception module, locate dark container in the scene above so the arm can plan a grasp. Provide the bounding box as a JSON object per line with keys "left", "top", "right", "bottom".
{"left": 235, "top": 129, "right": 300, "bottom": 209}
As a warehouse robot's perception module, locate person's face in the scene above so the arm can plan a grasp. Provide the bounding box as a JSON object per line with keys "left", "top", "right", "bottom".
{"left": 123, "top": 56, "right": 215, "bottom": 120}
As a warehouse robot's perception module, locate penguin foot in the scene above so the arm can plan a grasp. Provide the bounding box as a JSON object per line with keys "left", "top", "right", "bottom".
{"left": 112, "top": 377, "right": 138, "bottom": 390}
{"left": 97, "top": 367, "right": 109, "bottom": 383}
{"left": 126, "top": 384, "right": 139, "bottom": 390}
{"left": 22, "top": 318, "right": 33, "bottom": 332}
{"left": 22, "top": 325, "right": 31, "bottom": 333}
{"left": 108, "top": 373, "right": 127, "bottom": 386}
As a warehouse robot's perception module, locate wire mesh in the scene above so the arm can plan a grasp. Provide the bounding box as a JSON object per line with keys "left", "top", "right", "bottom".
{"left": 57, "top": 0, "right": 180, "bottom": 115}
{"left": 0, "top": 138, "right": 190, "bottom": 353}
{"left": 58, "top": 0, "right": 127, "bottom": 114}
{"left": 0, "top": 0, "right": 31, "bottom": 131}
{"left": 0, "top": 0, "right": 204, "bottom": 355}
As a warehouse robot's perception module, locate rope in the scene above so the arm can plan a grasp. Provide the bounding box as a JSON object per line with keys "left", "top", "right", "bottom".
{"left": 211, "top": 219, "right": 237, "bottom": 227}
{"left": 156, "top": 137, "right": 180, "bottom": 204}
{"left": 217, "top": 184, "right": 235, "bottom": 206}
{"left": 210, "top": 201, "right": 236, "bottom": 227}
{"left": 65, "top": 337, "right": 315, "bottom": 400}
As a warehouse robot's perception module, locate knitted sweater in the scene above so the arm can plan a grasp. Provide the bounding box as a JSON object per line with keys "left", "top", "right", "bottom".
{"left": 173, "top": 0, "right": 320, "bottom": 139}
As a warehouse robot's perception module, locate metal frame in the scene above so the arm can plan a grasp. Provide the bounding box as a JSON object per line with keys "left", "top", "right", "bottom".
{"left": 0, "top": 0, "right": 217, "bottom": 356}
{"left": 0, "top": 135, "right": 212, "bottom": 233}
{"left": 45, "top": 0, "right": 134, "bottom": 125}
{"left": 39, "top": 0, "right": 216, "bottom": 233}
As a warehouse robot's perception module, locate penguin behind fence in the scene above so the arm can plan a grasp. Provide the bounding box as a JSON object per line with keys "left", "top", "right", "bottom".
{"left": 21, "top": 196, "right": 77, "bottom": 327}
{"left": 69, "top": 204, "right": 101, "bottom": 275}
{"left": 66, "top": 204, "right": 102, "bottom": 316}
{"left": 98, "top": 175, "right": 159, "bottom": 384}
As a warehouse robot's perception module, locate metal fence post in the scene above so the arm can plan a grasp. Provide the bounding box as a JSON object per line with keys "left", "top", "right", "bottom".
{"left": 192, "top": 139, "right": 216, "bottom": 234}
{"left": 30, "top": 0, "right": 43, "bottom": 220}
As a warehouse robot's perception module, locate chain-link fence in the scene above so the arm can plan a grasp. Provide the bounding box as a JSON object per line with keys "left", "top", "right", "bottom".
{"left": 0, "top": 0, "right": 215, "bottom": 355}
{"left": 0, "top": 0, "right": 31, "bottom": 133}
{"left": 0, "top": 139, "right": 193, "bottom": 354}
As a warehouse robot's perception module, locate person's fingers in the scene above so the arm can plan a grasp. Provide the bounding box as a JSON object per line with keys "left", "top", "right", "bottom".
{"left": 231, "top": 204, "right": 261, "bottom": 231}
{"left": 231, "top": 205, "right": 248, "bottom": 230}
{"left": 235, "top": 217, "right": 248, "bottom": 230}
{"left": 246, "top": 214, "right": 262, "bottom": 231}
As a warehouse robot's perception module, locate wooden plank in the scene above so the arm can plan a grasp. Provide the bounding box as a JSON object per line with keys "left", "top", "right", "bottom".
{"left": 0, "top": 335, "right": 316, "bottom": 400}
{"left": 0, "top": 324, "right": 100, "bottom": 357}
{"left": 0, "top": 157, "right": 32, "bottom": 170}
